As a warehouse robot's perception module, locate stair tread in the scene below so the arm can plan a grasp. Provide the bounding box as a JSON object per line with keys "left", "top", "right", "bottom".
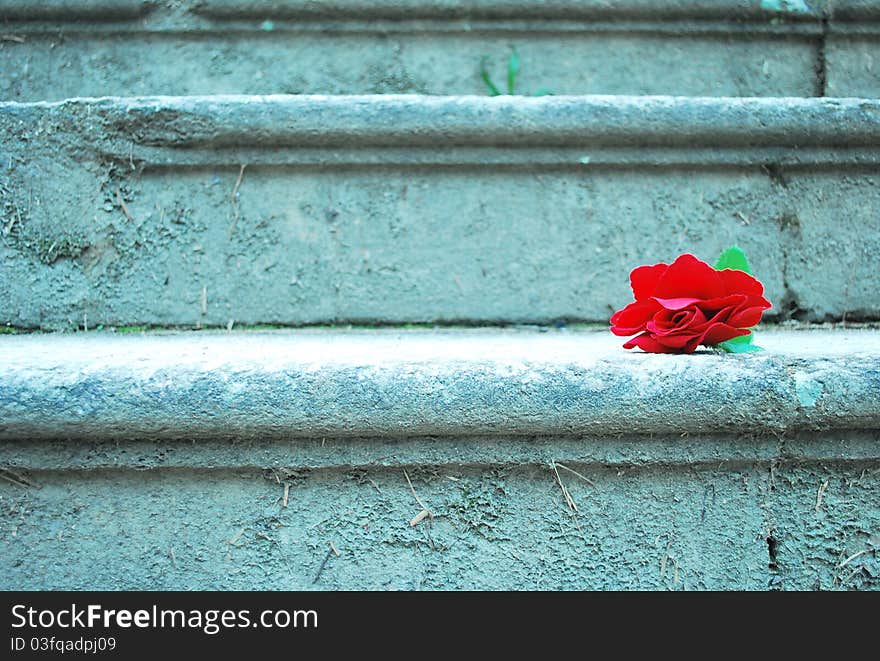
{"left": 1, "top": 328, "right": 878, "bottom": 440}
{"left": 7, "top": 94, "right": 880, "bottom": 148}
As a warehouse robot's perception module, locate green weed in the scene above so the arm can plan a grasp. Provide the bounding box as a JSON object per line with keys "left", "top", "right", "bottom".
{"left": 480, "top": 47, "right": 553, "bottom": 96}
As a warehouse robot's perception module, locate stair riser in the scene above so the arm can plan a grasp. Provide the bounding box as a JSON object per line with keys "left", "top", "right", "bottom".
{"left": 2, "top": 97, "right": 879, "bottom": 328}
{"left": 1, "top": 30, "right": 822, "bottom": 99}
{"left": 2, "top": 0, "right": 880, "bottom": 98}
{"left": 1, "top": 461, "right": 876, "bottom": 589}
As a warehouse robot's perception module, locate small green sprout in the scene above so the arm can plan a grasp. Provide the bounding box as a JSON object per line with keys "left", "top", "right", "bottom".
{"left": 479, "top": 47, "right": 553, "bottom": 96}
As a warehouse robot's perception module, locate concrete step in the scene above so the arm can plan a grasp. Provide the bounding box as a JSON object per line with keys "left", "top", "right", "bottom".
{"left": 1, "top": 326, "right": 879, "bottom": 445}
{"left": 2, "top": 95, "right": 879, "bottom": 329}
{"left": 1, "top": 327, "right": 878, "bottom": 590}
{"left": 3, "top": 0, "right": 880, "bottom": 99}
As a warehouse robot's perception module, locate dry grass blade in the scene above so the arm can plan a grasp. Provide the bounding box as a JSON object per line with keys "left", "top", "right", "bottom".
{"left": 0, "top": 468, "right": 39, "bottom": 489}
{"left": 816, "top": 478, "right": 829, "bottom": 512}
{"left": 551, "top": 461, "right": 577, "bottom": 512}
{"left": 555, "top": 462, "right": 597, "bottom": 489}
{"left": 312, "top": 544, "right": 336, "bottom": 584}
{"left": 231, "top": 164, "right": 247, "bottom": 202}
{"left": 228, "top": 164, "right": 247, "bottom": 237}
{"left": 115, "top": 189, "right": 136, "bottom": 223}
{"left": 403, "top": 468, "right": 432, "bottom": 526}
{"left": 839, "top": 548, "right": 874, "bottom": 568}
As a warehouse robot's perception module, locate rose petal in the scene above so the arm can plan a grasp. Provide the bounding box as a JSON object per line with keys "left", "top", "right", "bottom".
{"left": 647, "top": 307, "right": 707, "bottom": 335}
{"left": 652, "top": 332, "right": 700, "bottom": 349}
{"left": 728, "top": 305, "right": 767, "bottom": 328}
{"left": 682, "top": 337, "right": 704, "bottom": 353}
{"left": 622, "top": 332, "right": 682, "bottom": 354}
{"left": 653, "top": 253, "right": 725, "bottom": 300}
{"left": 630, "top": 263, "right": 669, "bottom": 301}
{"left": 647, "top": 310, "right": 693, "bottom": 334}
{"left": 610, "top": 299, "right": 661, "bottom": 336}
{"left": 718, "top": 268, "right": 765, "bottom": 297}
{"left": 652, "top": 296, "right": 703, "bottom": 311}
{"left": 699, "top": 323, "right": 750, "bottom": 346}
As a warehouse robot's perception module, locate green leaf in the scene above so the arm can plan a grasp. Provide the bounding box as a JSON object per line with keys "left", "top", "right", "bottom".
{"left": 712, "top": 246, "right": 763, "bottom": 353}
{"left": 714, "top": 245, "right": 752, "bottom": 274}
{"left": 721, "top": 334, "right": 752, "bottom": 347}
{"left": 507, "top": 47, "right": 520, "bottom": 95}
{"left": 718, "top": 334, "right": 763, "bottom": 353}
{"left": 479, "top": 56, "right": 501, "bottom": 96}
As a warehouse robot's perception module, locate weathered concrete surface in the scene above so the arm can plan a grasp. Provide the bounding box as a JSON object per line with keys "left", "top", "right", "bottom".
{"left": 0, "top": 460, "right": 876, "bottom": 590}
{"left": 0, "top": 0, "right": 847, "bottom": 100}
{"left": 184, "top": 1, "right": 830, "bottom": 21}
{"left": 0, "top": 328, "right": 878, "bottom": 440}
{"left": 2, "top": 95, "right": 880, "bottom": 329}
{"left": 1, "top": 327, "right": 876, "bottom": 592}
{"left": 4, "top": 1, "right": 880, "bottom": 99}
{"left": 3, "top": 430, "right": 879, "bottom": 471}
{"left": 827, "top": 34, "right": 880, "bottom": 95}
{"left": 0, "top": 0, "right": 151, "bottom": 20}
{"left": 7, "top": 1, "right": 880, "bottom": 99}
{"left": 0, "top": 33, "right": 818, "bottom": 100}
{"left": 2, "top": 0, "right": 877, "bottom": 596}
{"left": 10, "top": 94, "right": 879, "bottom": 147}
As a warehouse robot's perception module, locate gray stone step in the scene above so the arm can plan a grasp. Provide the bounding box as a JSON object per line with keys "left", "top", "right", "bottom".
{"left": 2, "top": 95, "right": 879, "bottom": 329}
{"left": 1, "top": 327, "right": 878, "bottom": 444}
{"left": 1, "top": 327, "right": 878, "bottom": 590}
{"left": 3, "top": 454, "right": 877, "bottom": 589}
{"left": 3, "top": 0, "right": 880, "bottom": 98}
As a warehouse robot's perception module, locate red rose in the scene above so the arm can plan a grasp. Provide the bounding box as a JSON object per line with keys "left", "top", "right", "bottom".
{"left": 610, "top": 253, "right": 772, "bottom": 354}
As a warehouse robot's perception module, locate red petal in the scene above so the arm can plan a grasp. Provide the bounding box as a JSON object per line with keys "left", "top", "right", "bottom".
{"left": 630, "top": 263, "right": 668, "bottom": 301}
{"left": 695, "top": 294, "right": 747, "bottom": 314}
{"left": 647, "top": 307, "right": 706, "bottom": 335}
{"left": 728, "top": 305, "right": 766, "bottom": 328}
{"left": 623, "top": 333, "right": 682, "bottom": 353}
{"left": 699, "top": 323, "right": 750, "bottom": 346}
{"left": 610, "top": 299, "right": 660, "bottom": 335}
{"left": 718, "top": 268, "right": 765, "bottom": 297}
{"left": 653, "top": 253, "right": 725, "bottom": 300}
{"left": 653, "top": 332, "right": 701, "bottom": 349}
{"left": 682, "top": 337, "right": 703, "bottom": 353}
